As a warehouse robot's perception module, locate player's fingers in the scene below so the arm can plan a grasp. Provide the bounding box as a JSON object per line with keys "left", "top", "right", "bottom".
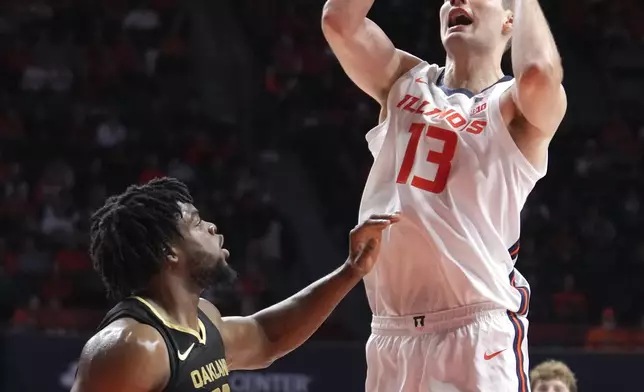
{"left": 351, "top": 214, "right": 400, "bottom": 236}
{"left": 361, "top": 219, "right": 393, "bottom": 228}
{"left": 368, "top": 213, "right": 401, "bottom": 223}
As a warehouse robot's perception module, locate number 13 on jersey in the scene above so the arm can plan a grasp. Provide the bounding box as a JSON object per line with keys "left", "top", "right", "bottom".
{"left": 396, "top": 122, "right": 458, "bottom": 194}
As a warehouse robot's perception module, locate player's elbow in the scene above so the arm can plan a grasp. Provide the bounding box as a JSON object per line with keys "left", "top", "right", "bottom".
{"left": 249, "top": 347, "right": 278, "bottom": 370}
{"left": 321, "top": 3, "right": 353, "bottom": 38}
{"left": 256, "top": 357, "right": 275, "bottom": 369}
{"left": 321, "top": 8, "right": 341, "bottom": 36}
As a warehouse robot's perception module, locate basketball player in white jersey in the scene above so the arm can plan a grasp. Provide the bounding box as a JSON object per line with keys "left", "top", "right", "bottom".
{"left": 322, "top": 0, "right": 566, "bottom": 391}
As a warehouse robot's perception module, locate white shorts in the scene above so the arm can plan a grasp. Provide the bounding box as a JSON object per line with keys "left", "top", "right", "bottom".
{"left": 365, "top": 303, "right": 530, "bottom": 392}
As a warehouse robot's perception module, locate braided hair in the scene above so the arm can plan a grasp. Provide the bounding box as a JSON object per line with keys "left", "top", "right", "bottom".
{"left": 89, "top": 177, "right": 193, "bottom": 299}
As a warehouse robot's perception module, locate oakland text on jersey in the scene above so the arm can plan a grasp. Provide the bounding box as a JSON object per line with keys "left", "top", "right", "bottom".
{"left": 190, "top": 358, "right": 230, "bottom": 389}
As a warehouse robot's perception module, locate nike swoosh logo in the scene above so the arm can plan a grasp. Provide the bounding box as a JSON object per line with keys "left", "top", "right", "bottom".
{"left": 177, "top": 343, "right": 195, "bottom": 361}
{"left": 415, "top": 77, "right": 428, "bottom": 85}
{"left": 483, "top": 349, "right": 506, "bottom": 360}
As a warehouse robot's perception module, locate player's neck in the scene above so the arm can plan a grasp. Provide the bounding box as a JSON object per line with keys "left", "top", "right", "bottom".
{"left": 443, "top": 53, "right": 504, "bottom": 94}
{"left": 144, "top": 275, "right": 202, "bottom": 332}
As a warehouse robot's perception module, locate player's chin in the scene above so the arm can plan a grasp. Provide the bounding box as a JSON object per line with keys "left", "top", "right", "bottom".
{"left": 443, "top": 32, "right": 469, "bottom": 44}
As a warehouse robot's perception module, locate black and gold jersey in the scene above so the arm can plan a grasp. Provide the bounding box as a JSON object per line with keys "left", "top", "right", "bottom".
{"left": 97, "top": 297, "right": 231, "bottom": 392}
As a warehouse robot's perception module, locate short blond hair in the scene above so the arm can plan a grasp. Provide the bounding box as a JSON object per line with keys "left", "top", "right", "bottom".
{"left": 530, "top": 360, "right": 578, "bottom": 392}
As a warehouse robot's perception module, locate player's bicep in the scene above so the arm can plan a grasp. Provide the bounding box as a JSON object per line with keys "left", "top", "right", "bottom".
{"left": 199, "top": 298, "right": 272, "bottom": 371}
{"left": 72, "top": 322, "right": 169, "bottom": 392}
{"left": 322, "top": 16, "right": 420, "bottom": 103}
{"left": 220, "top": 316, "right": 273, "bottom": 371}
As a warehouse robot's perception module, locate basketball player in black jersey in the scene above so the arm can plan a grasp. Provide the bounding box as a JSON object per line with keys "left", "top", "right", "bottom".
{"left": 71, "top": 177, "right": 399, "bottom": 392}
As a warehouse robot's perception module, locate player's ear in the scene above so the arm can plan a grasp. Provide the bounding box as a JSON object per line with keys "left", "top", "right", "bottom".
{"left": 502, "top": 11, "right": 514, "bottom": 36}
{"left": 166, "top": 246, "right": 180, "bottom": 265}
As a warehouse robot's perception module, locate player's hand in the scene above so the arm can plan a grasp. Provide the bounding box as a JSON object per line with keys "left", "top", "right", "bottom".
{"left": 346, "top": 213, "right": 401, "bottom": 277}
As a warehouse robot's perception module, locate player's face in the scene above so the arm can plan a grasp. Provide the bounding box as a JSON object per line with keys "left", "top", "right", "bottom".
{"left": 533, "top": 379, "right": 570, "bottom": 392}
{"left": 176, "top": 202, "right": 237, "bottom": 288}
{"left": 439, "top": 0, "right": 511, "bottom": 55}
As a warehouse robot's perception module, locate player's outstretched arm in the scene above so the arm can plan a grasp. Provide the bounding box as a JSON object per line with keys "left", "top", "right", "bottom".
{"left": 71, "top": 319, "right": 170, "bottom": 392}
{"left": 321, "top": 0, "right": 421, "bottom": 104}
{"left": 203, "top": 213, "right": 400, "bottom": 371}
{"left": 507, "top": 0, "right": 566, "bottom": 135}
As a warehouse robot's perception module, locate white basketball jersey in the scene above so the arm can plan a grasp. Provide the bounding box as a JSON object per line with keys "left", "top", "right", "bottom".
{"left": 360, "top": 61, "right": 547, "bottom": 316}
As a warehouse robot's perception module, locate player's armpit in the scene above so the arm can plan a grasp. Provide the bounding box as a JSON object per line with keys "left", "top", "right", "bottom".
{"left": 71, "top": 319, "right": 169, "bottom": 392}
{"left": 321, "top": 11, "right": 421, "bottom": 104}
{"left": 510, "top": 67, "right": 567, "bottom": 137}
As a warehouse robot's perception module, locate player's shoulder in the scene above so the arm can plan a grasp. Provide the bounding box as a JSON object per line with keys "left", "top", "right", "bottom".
{"left": 396, "top": 56, "right": 443, "bottom": 85}
{"left": 73, "top": 318, "right": 169, "bottom": 392}
{"left": 81, "top": 318, "right": 169, "bottom": 369}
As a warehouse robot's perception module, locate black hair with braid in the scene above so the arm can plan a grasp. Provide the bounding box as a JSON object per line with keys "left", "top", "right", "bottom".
{"left": 90, "top": 177, "right": 193, "bottom": 299}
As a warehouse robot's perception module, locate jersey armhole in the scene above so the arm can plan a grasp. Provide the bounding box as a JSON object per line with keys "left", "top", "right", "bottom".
{"left": 486, "top": 80, "right": 548, "bottom": 182}
{"left": 365, "top": 61, "right": 439, "bottom": 155}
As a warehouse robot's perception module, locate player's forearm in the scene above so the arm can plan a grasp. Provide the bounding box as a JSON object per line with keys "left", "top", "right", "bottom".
{"left": 251, "top": 262, "right": 362, "bottom": 361}
{"left": 511, "top": 0, "right": 563, "bottom": 84}
{"left": 322, "top": 0, "right": 374, "bottom": 36}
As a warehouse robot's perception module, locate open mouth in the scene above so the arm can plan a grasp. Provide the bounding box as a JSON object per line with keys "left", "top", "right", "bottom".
{"left": 448, "top": 10, "right": 473, "bottom": 29}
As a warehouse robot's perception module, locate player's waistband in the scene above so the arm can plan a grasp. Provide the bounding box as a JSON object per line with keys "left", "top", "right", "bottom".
{"left": 371, "top": 302, "right": 505, "bottom": 336}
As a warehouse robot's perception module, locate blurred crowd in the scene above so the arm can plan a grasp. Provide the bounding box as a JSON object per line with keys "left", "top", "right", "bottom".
{"left": 232, "top": 0, "right": 644, "bottom": 348}
{"left": 0, "top": 0, "right": 296, "bottom": 334}
{"left": 1, "top": 0, "right": 644, "bottom": 349}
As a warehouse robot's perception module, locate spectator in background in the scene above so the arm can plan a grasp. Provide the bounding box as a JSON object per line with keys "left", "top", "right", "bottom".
{"left": 122, "top": 1, "right": 160, "bottom": 31}
{"left": 17, "top": 237, "right": 51, "bottom": 277}
{"left": 10, "top": 295, "right": 41, "bottom": 332}
{"left": 0, "top": 265, "right": 17, "bottom": 322}
{"left": 630, "top": 314, "right": 644, "bottom": 352}
{"left": 138, "top": 153, "right": 165, "bottom": 184}
{"left": 530, "top": 360, "right": 578, "bottom": 392}
{"left": 95, "top": 113, "right": 128, "bottom": 149}
{"left": 552, "top": 274, "right": 588, "bottom": 323}
{"left": 0, "top": 0, "right": 298, "bottom": 334}
{"left": 585, "top": 307, "right": 629, "bottom": 351}
{"left": 0, "top": 0, "right": 642, "bottom": 345}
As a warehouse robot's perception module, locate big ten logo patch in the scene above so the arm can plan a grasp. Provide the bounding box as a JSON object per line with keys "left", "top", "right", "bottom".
{"left": 470, "top": 92, "right": 492, "bottom": 117}
{"left": 470, "top": 102, "right": 487, "bottom": 117}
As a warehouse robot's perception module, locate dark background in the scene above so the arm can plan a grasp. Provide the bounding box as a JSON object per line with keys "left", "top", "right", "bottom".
{"left": 0, "top": 0, "right": 643, "bottom": 390}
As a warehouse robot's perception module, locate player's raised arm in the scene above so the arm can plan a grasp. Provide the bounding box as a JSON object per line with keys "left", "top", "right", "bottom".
{"left": 321, "top": 0, "right": 421, "bottom": 104}
{"left": 508, "top": 0, "right": 566, "bottom": 135}
{"left": 71, "top": 320, "right": 170, "bottom": 392}
{"left": 202, "top": 214, "right": 400, "bottom": 370}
